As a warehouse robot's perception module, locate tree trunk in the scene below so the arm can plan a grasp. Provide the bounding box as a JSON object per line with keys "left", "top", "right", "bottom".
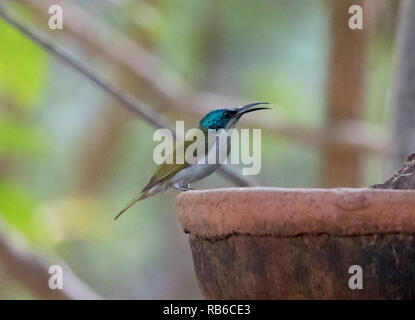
{"left": 322, "top": 0, "right": 369, "bottom": 187}
{"left": 389, "top": 0, "right": 415, "bottom": 171}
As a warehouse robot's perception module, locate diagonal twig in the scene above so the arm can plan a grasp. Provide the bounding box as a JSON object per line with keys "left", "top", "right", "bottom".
{"left": 0, "top": 5, "right": 255, "bottom": 187}
{"left": 20, "top": 0, "right": 385, "bottom": 156}
{"left": 370, "top": 153, "right": 415, "bottom": 189}
{"left": 0, "top": 5, "right": 171, "bottom": 131}
{"left": 0, "top": 218, "right": 102, "bottom": 300}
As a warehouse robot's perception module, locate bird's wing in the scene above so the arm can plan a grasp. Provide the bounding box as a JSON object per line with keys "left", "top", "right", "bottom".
{"left": 141, "top": 136, "right": 212, "bottom": 192}
{"left": 141, "top": 162, "right": 189, "bottom": 192}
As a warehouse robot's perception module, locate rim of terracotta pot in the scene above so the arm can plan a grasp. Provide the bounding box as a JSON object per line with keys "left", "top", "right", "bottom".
{"left": 176, "top": 187, "right": 415, "bottom": 239}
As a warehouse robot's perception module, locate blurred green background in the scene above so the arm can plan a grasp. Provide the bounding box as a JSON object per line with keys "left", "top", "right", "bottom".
{"left": 0, "top": 0, "right": 399, "bottom": 299}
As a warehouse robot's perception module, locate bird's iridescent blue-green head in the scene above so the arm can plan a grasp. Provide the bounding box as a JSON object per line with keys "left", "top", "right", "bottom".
{"left": 199, "top": 102, "right": 270, "bottom": 131}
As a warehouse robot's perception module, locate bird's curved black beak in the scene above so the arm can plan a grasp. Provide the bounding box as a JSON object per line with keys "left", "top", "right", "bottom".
{"left": 235, "top": 102, "right": 270, "bottom": 118}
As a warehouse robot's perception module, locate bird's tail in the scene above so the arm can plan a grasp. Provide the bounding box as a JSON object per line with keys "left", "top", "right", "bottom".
{"left": 114, "top": 192, "right": 149, "bottom": 220}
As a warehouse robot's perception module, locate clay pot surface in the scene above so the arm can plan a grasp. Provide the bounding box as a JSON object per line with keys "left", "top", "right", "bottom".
{"left": 176, "top": 188, "right": 415, "bottom": 299}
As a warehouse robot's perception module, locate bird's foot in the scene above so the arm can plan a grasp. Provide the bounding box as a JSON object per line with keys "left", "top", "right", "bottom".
{"left": 173, "top": 184, "right": 193, "bottom": 191}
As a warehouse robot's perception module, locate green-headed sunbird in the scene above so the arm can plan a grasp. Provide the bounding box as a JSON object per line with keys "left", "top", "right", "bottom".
{"left": 114, "top": 102, "right": 270, "bottom": 220}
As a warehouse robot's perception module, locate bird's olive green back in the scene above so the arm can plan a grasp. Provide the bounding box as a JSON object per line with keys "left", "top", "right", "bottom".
{"left": 141, "top": 133, "right": 212, "bottom": 192}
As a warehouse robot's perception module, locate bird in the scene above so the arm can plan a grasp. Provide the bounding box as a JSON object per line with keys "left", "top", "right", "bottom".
{"left": 114, "top": 102, "right": 270, "bottom": 220}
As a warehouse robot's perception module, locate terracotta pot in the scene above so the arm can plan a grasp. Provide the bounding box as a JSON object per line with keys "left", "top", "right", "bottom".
{"left": 176, "top": 188, "right": 415, "bottom": 299}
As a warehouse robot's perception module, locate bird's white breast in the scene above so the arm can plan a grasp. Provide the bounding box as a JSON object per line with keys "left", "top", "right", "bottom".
{"left": 172, "top": 130, "right": 231, "bottom": 186}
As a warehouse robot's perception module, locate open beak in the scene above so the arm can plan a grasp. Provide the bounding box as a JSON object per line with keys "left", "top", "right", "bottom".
{"left": 235, "top": 102, "right": 270, "bottom": 118}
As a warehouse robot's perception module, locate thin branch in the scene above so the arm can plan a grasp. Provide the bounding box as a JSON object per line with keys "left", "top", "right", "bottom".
{"left": 0, "top": 219, "right": 102, "bottom": 300}
{"left": 0, "top": 6, "right": 171, "bottom": 131}
{"left": 21, "top": 0, "right": 385, "bottom": 155}
{"left": 0, "top": 5, "right": 255, "bottom": 187}
{"left": 370, "top": 153, "right": 415, "bottom": 189}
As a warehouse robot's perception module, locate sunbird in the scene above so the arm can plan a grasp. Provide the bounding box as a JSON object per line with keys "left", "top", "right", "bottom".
{"left": 114, "top": 102, "right": 270, "bottom": 220}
